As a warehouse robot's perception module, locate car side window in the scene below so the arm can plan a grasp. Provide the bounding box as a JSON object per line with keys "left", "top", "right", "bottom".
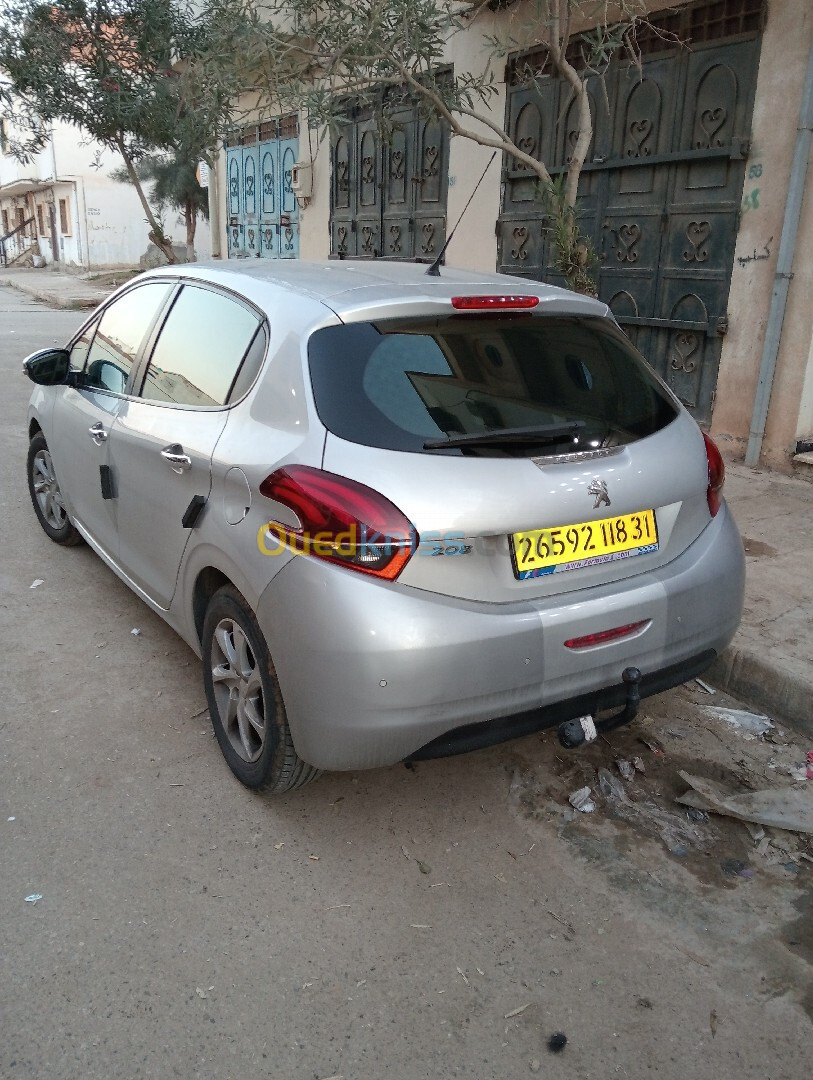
{"left": 69, "top": 320, "right": 98, "bottom": 373}
{"left": 84, "top": 283, "right": 172, "bottom": 394}
{"left": 139, "top": 285, "right": 261, "bottom": 408}
{"left": 227, "top": 324, "right": 268, "bottom": 403}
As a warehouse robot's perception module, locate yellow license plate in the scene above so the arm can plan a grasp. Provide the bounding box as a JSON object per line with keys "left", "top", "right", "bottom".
{"left": 511, "top": 509, "right": 659, "bottom": 579}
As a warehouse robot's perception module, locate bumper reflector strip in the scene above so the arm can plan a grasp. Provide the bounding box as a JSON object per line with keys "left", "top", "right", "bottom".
{"left": 564, "top": 620, "right": 649, "bottom": 650}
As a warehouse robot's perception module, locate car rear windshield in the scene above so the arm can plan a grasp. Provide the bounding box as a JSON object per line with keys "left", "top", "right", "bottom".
{"left": 307, "top": 314, "right": 678, "bottom": 456}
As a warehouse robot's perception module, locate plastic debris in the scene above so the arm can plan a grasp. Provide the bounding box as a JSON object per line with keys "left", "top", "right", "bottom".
{"left": 568, "top": 786, "right": 595, "bottom": 813}
{"left": 695, "top": 678, "right": 716, "bottom": 694}
{"left": 30, "top": 579, "right": 45, "bottom": 589}
{"left": 547, "top": 910, "right": 575, "bottom": 936}
{"left": 616, "top": 759, "right": 636, "bottom": 782}
{"left": 633, "top": 756, "right": 646, "bottom": 773}
{"left": 417, "top": 860, "right": 431, "bottom": 875}
{"left": 720, "top": 858, "right": 752, "bottom": 878}
{"left": 130, "top": 628, "right": 141, "bottom": 636}
{"left": 308, "top": 854, "right": 319, "bottom": 861}
{"left": 686, "top": 808, "right": 708, "bottom": 824}
{"left": 671, "top": 845, "right": 688, "bottom": 857}
{"left": 456, "top": 966, "right": 469, "bottom": 985}
{"left": 676, "top": 770, "right": 813, "bottom": 834}
{"left": 195, "top": 987, "right": 208, "bottom": 998}
{"left": 598, "top": 767, "right": 626, "bottom": 801}
{"left": 530, "top": 1060, "right": 541, "bottom": 1073}
{"left": 707, "top": 706, "right": 773, "bottom": 738}
{"left": 504, "top": 1003, "right": 531, "bottom": 1019}
{"left": 744, "top": 822, "right": 765, "bottom": 842}
{"left": 547, "top": 1033, "right": 567, "bottom": 1053}
{"left": 8, "top": 816, "right": 15, "bottom": 822}
{"left": 24, "top": 894, "right": 43, "bottom": 904}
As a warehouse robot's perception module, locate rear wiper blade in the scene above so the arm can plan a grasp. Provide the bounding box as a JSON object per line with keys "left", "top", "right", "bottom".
{"left": 423, "top": 421, "right": 585, "bottom": 450}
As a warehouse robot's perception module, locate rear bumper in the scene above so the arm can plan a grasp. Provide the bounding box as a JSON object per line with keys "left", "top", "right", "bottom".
{"left": 256, "top": 505, "right": 744, "bottom": 770}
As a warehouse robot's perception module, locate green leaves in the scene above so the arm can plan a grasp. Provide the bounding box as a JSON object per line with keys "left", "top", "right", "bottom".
{"left": 0, "top": 1, "right": 232, "bottom": 161}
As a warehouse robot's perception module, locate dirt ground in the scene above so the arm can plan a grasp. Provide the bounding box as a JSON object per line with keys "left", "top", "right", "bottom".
{"left": 2, "top": 288, "right": 811, "bottom": 1079}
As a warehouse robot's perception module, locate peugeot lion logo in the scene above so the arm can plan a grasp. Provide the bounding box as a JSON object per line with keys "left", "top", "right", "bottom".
{"left": 588, "top": 478, "right": 611, "bottom": 509}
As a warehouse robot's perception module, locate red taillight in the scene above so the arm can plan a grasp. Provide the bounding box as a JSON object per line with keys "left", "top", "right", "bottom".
{"left": 703, "top": 432, "right": 725, "bottom": 517}
{"left": 564, "top": 621, "right": 649, "bottom": 650}
{"left": 259, "top": 465, "right": 417, "bottom": 580}
{"left": 451, "top": 295, "right": 540, "bottom": 310}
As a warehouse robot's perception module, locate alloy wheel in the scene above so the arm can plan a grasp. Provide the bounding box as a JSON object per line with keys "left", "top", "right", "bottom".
{"left": 210, "top": 618, "right": 266, "bottom": 762}
{"left": 32, "top": 449, "right": 68, "bottom": 531}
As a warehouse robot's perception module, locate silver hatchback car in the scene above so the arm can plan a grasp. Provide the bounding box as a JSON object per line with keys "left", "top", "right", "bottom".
{"left": 24, "top": 260, "right": 744, "bottom": 792}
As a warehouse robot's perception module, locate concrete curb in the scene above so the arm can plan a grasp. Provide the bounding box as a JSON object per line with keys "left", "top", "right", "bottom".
{"left": 707, "top": 646, "right": 813, "bottom": 740}
{"left": 2, "top": 276, "right": 107, "bottom": 311}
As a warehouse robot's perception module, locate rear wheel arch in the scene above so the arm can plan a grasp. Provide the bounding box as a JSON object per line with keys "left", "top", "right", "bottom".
{"left": 201, "top": 582, "right": 320, "bottom": 792}
{"left": 193, "top": 566, "right": 232, "bottom": 646}
{"left": 28, "top": 418, "right": 42, "bottom": 440}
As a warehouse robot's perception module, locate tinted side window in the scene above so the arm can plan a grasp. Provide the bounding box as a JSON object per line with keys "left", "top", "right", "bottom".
{"left": 228, "top": 324, "right": 267, "bottom": 403}
{"left": 69, "top": 319, "right": 98, "bottom": 373}
{"left": 140, "top": 285, "right": 260, "bottom": 407}
{"left": 84, "top": 284, "right": 171, "bottom": 394}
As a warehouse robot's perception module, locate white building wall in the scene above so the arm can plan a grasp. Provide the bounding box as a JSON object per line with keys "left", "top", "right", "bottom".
{"left": 2, "top": 117, "right": 210, "bottom": 267}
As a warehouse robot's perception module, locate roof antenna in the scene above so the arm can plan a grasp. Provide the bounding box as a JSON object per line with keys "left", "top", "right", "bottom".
{"left": 425, "top": 151, "right": 497, "bottom": 277}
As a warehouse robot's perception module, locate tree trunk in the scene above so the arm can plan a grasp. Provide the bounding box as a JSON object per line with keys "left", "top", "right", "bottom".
{"left": 185, "top": 199, "right": 196, "bottom": 263}
{"left": 114, "top": 135, "right": 177, "bottom": 265}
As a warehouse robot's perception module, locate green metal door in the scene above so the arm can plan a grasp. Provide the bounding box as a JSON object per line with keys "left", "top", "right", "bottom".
{"left": 330, "top": 94, "right": 449, "bottom": 261}
{"left": 498, "top": 0, "right": 764, "bottom": 423}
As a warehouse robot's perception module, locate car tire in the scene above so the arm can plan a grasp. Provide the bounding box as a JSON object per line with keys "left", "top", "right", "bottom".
{"left": 27, "top": 432, "right": 82, "bottom": 546}
{"left": 202, "top": 585, "right": 320, "bottom": 793}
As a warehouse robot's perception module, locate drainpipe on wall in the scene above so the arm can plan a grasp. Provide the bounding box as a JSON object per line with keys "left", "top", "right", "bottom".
{"left": 745, "top": 41, "right": 813, "bottom": 467}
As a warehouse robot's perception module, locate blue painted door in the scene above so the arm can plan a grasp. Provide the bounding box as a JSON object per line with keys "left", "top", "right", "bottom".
{"left": 227, "top": 118, "right": 299, "bottom": 260}
{"left": 226, "top": 143, "right": 244, "bottom": 256}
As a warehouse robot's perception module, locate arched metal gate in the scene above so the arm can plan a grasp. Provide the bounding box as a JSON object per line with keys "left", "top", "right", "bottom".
{"left": 498, "top": 0, "right": 765, "bottom": 423}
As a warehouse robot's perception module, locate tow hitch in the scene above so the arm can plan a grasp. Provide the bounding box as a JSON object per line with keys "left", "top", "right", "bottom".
{"left": 557, "top": 667, "right": 642, "bottom": 749}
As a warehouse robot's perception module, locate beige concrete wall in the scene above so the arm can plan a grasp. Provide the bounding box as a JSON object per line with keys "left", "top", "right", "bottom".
{"left": 298, "top": 123, "right": 329, "bottom": 260}
{"left": 711, "top": 0, "right": 813, "bottom": 468}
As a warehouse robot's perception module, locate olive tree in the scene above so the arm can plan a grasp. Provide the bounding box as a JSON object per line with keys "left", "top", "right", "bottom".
{"left": 199, "top": 0, "right": 668, "bottom": 291}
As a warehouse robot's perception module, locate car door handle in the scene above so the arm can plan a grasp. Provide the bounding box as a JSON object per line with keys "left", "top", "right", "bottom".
{"left": 88, "top": 422, "right": 108, "bottom": 444}
{"left": 160, "top": 444, "right": 192, "bottom": 474}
